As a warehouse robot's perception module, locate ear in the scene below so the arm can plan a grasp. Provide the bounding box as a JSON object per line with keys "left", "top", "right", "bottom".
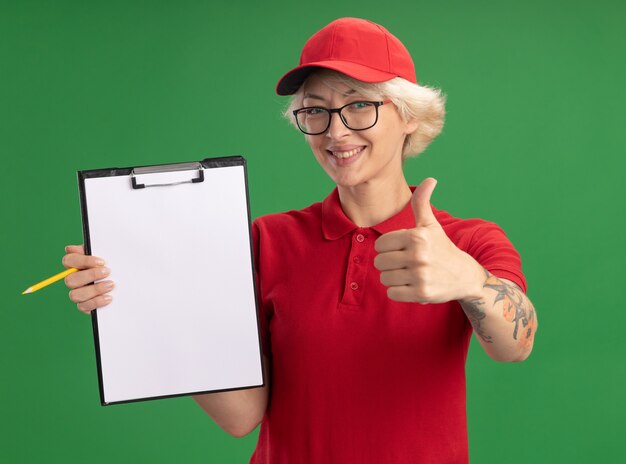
{"left": 404, "top": 117, "right": 419, "bottom": 135}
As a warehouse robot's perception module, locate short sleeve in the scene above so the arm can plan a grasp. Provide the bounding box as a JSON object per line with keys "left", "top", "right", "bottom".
{"left": 466, "top": 222, "right": 527, "bottom": 293}
{"left": 251, "top": 219, "right": 272, "bottom": 357}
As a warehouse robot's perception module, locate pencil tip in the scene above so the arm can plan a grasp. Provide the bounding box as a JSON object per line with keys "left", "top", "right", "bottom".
{"left": 22, "top": 288, "right": 32, "bottom": 294}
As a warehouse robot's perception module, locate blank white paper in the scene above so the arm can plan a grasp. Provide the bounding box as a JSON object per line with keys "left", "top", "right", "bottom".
{"left": 83, "top": 164, "right": 263, "bottom": 404}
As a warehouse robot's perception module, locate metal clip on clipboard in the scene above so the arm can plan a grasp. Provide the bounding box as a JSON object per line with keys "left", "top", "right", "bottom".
{"left": 131, "top": 162, "right": 205, "bottom": 189}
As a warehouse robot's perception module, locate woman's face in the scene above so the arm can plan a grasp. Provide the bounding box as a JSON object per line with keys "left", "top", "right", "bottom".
{"left": 301, "top": 74, "right": 417, "bottom": 189}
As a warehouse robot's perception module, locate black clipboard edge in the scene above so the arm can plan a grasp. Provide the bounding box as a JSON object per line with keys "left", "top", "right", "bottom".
{"left": 234, "top": 158, "right": 268, "bottom": 402}
{"left": 78, "top": 155, "right": 246, "bottom": 180}
{"left": 77, "top": 168, "right": 106, "bottom": 405}
{"left": 99, "top": 382, "right": 265, "bottom": 406}
{"left": 77, "top": 155, "right": 266, "bottom": 406}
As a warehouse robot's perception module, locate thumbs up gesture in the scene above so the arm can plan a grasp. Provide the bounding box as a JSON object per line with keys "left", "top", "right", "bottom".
{"left": 374, "top": 178, "right": 483, "bottom": 304}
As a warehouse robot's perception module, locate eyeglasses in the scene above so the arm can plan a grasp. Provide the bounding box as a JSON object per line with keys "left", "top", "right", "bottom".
{"left": 292, "top": 100, "right": 391, "bottom": 135}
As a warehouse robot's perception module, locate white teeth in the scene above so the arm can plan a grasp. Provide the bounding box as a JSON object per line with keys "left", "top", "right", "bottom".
{"left": 331, "top": 147, "right": 363, "bottom": 159}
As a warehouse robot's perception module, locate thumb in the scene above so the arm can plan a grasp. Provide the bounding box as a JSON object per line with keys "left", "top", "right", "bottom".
{"left": 65, "top": 244, "right": 85, "bottom": 255}
{"left": 411, "top": 177, "right": 438, "bottom": 227}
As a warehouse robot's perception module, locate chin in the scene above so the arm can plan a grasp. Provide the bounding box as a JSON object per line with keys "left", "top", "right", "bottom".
{"left": 320, "top": 164, "right": 365, "bottom": 188}
{"left": 331, "top": 175, "right": 365, "bottom": 189}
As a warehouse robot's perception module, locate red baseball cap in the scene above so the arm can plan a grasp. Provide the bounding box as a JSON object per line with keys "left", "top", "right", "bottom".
{"left": 276, "top": 17, "right": 417, "bottom": 96}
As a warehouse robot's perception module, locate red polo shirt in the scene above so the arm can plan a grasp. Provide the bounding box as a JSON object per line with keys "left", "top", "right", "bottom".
{"left": 250, "top": 188, "right": 526, "bottom": 464}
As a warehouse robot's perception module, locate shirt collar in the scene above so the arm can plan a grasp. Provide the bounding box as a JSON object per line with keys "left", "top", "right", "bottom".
{"left": 321, "top": 187, "right": 427, "bottom": 240}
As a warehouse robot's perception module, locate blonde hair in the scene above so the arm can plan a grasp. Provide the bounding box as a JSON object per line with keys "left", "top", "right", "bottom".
{"left": 283, "top": 70, "right": 446, "bottom": 159}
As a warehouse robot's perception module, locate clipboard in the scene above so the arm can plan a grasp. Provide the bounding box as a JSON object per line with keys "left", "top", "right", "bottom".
{"left": 77, "top": 156, "right": 264, "bottom": 405}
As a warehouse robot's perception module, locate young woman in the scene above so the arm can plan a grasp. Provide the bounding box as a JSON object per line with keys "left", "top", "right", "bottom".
{"left": 63, "top": 17, "right": 537, "bottom": 464}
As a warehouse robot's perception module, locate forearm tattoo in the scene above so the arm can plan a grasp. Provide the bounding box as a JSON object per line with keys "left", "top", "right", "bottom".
{"left": 461, "top": 294, "right": 493, "bottom": 343}
{"left": 461, "top": 271, "right": 536, "bottom": 348}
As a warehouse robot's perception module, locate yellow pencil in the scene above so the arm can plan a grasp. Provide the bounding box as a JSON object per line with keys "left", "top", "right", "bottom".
{"left": 22, "top": 268, "right": 79, "bottom": 294}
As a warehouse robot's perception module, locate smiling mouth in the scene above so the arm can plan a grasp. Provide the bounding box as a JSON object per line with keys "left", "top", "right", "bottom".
{"left": 327, "top": 146, "right": 365, "bottom": 159}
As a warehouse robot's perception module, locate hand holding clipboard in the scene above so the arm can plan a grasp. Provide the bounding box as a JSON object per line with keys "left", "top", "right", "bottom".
{"left": 29, "top": 157, "right": 265, "bottom": 406}
{"left": 64, "top": 245, "right": 114, "bottom": 314}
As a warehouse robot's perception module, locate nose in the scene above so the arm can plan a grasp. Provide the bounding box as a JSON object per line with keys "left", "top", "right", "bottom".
{"left": 325, "top": 111, "right": 350, "bottom": 140}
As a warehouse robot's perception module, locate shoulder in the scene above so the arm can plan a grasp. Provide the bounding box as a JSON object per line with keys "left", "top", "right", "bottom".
{"left": 251, "top": 201, "right": 324, "bottom": 267}
{"left": 253, "top": 201, "right": 322, "bottom": 235}
{"left": 432, "top": 205, "right": 508, "bottom": 253}
{"left": 433, "top": 204, "right": 526, "bottom": 291}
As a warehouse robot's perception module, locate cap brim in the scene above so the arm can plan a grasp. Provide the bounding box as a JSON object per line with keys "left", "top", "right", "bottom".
{"left": 276, "top": 61, "right": 397, "bottom": 95}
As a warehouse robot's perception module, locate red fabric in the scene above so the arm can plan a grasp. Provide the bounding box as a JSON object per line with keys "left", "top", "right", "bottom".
{"left": 250, "top": 188, "right": 526, "bottom": 464}
{"left": 276, "top": 18, "right": 417, "bottom": 95}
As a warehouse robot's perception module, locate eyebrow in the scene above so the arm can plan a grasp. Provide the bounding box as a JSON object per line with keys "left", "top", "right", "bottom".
{"left": 303, "top": 89, "right": 357, "bottom": 101}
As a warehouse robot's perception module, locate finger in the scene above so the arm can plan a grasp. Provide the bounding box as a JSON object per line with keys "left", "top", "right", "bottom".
{"left": 65, "top": 244, "right": 85, "bottom": 255}
{"left": 62, "top": 252, "right": 106, "bottom": 270}
{"left": 411, "top": 177, "right": 438, "bottom": 227}
{"left": 386, "top": 286, "right": 427, "bottom": 304}
{"left": 374, "top": 251, "right": 409, "bottom": 271}
{"left": 69, "top": 280, "right": 115, "bottom": 303}
{"left": 65, "top": 266, "right": 111, "bottom": 289}
{"left": 76, "top": 294, "right": 113, "bottom": 314}
{"left": 374, "top": 230, "right": 410, "bottom": 253}
{"left": 379, "top": 269, "right": 412, "bottom": 287}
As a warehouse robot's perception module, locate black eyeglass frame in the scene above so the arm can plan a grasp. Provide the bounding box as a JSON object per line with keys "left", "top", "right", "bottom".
{"left": 292, "top": 100, "right": 392, "bottom": 135}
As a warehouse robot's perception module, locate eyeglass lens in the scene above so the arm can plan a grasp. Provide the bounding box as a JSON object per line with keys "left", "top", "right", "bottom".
{"left": 296, "top": 102, "right": 379, "bottom": 134}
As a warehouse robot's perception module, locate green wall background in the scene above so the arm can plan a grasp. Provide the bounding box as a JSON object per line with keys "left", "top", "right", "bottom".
{"left": 2, "top": 0, "right": 625, "bottom": 462}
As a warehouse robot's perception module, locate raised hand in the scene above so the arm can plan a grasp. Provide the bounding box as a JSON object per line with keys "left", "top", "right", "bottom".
{"left": 373, "top": 178, "right": 484, "bottom": 304}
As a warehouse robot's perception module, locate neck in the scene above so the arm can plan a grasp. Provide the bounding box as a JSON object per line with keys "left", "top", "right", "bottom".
{"left": 337, "top": 177, "right": 412, "bottom": 227}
